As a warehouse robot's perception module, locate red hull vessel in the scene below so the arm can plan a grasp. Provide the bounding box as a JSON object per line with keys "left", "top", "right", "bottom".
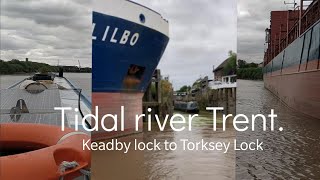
{"left": 264, "top": 0, "right": 320, "bottom": 119}
{"left": 264, "top": 67, "right": 320, "bottom": 119}
{"left": 92, "top": 93, "right": 143, "bottom": 141}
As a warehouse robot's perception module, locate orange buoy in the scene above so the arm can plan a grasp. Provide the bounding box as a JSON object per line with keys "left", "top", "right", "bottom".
{"left": 0, "top": 123, "right": 90, "bottom": 180}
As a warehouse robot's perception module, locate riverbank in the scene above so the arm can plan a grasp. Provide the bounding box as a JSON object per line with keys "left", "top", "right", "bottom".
{"left": 237, "top": 60, "right": 263, "bottom": 80}
{"left": 237, "top": 67, "right": 263, "bottom": 80}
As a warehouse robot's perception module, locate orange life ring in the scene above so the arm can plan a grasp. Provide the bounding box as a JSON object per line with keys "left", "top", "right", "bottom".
{"left": 0, "top": 123, "right": 90, "bottom": 180}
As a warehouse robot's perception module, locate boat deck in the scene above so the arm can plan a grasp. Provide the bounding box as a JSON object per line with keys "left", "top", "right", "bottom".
{"left": 0, "top": 76, "right": 91, "bottom": 132}
{"left": 0, "top": 88, "right": 65, "bottom": 125}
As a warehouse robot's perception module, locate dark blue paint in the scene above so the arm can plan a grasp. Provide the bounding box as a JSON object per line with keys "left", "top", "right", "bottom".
{"left": 92, "top": 11, "right": 169, "bottom": 92}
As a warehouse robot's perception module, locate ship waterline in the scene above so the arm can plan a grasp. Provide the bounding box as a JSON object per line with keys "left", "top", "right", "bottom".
{"left": 263, "top": 3, "right": 320, "bottom": 119}
{"left": 92, "top": 0, "right": 169, "bottom": 140}
{"left": 264, "top": 68, "right": 320, "bottom": 119}
{"left": 91, "top": 92, "right": 144, "bottom": 141}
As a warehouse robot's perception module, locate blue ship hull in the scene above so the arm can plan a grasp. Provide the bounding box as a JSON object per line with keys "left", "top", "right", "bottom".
{"left": 92, "top": 11, "right": 169, "bottom": 93}
{"left": 91, "top": 3, "right": 169, "bottom": 140}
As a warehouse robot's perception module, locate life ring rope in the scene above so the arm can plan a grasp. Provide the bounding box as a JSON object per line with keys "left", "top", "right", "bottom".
{"left": 59, "top": 161, "right": 91, "bottom": 180}
{"left": 57, "top": 131, "right": 91, "bottom": 180}
{"left": 0, "top": 123, "right": 90, "bottom": 180}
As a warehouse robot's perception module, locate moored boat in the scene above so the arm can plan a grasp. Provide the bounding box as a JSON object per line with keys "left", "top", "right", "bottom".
{"left": 174, "top": 101, "right": 199, "bottom": 113}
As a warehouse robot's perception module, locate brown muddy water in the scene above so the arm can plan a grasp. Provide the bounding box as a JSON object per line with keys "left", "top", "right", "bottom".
{"left": 92, "top": 112, "right": 235, "bottom": 180}
{"left": 236, "top": 80, "right": 320, "bottom": 179}
{"left": 143, "top": 112, "right": 235, "bottom": 180}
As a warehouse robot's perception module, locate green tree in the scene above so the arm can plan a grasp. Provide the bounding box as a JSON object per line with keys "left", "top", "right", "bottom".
{"left": 224, "top": 50, "right": 237, "bottom": 75}
{"left": 238, "top": 59, "right": 247, "bottom": 68}
{"left": 177, "top": 85, "right": 191, "bottom": 92}
{"left": 0, "top": 59, "right": 91, "bottom": 74}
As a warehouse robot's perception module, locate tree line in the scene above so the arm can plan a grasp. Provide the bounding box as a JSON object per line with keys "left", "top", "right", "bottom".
{"left": 237, "top": 59, "right": 263, "bottom": 80}
{"left": 0, "top": 59, "right": 91, "bottom": 74}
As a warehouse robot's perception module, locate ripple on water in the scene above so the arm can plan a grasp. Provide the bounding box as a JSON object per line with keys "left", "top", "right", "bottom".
{"left": 143, "top": 112, "right": 235, "bottom": 179}
{"left": 236, "top": 80, "right": 320, "bottom": 179}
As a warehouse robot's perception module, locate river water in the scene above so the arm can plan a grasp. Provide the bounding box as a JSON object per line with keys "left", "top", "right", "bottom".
{"left": 92, "top": 112, "right": 236, "bottom": 180}
{"left": 236, "top": 79, "right": 320, "bottom": 179}
{"left": 143, "top": 112, "right": 235, "bottom": 180}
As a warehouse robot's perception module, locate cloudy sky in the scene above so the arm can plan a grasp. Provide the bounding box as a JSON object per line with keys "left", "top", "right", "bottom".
{"left": 237, "top": 0, "right": 299, "bottom": 62}
{"left": 0, "top": 0, "right": 91, "bottom": 67}
{"left": 1, "top": 0, "right": 236, "bottom": 89}
{"left": 134, "top": 0, "right": 237, "bottom": 89}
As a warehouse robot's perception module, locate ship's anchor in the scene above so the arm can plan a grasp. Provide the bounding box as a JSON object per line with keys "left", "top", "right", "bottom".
{"left": 10, "top": 99, "right": 29, "bottom": 122}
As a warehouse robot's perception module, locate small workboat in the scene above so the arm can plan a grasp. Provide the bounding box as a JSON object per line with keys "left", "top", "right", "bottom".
{"left": 174, "top": 101, "right": 199, "bottom": 113}
{"left": 0, "top": 72, "right": 91, "bottom": 180}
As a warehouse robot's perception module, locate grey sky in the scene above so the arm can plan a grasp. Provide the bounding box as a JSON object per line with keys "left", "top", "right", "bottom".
{"left": 1, "top": 0, "right": 236, "bottom": 89}
{"left": 133, "top": 0, "right": 236, "bottom": 89}
{"left": 0, "top": 0, "right": 91, "bottom": 67}
{"left": 237, "top": 0, "right": 297, "bottom": 63}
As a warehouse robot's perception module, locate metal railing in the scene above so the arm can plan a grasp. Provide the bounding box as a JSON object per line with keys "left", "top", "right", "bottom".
{"left": 264, "top": 0, "right": 319, "bottom": 64}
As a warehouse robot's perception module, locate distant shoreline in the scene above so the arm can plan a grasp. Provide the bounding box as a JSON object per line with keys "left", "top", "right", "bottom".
{"left": 0, "top": 72, "right": 92, "bottom": 75}
{"left": 0, "top": 59, "right": 91, "bottom": 75}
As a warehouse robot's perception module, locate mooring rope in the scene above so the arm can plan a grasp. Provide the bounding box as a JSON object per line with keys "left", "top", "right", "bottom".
{"left": 59, "top": 161, "right": 90, "bottom": 180}
{"left": 78, "top": 89, "right": 92, "bottom": 129}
